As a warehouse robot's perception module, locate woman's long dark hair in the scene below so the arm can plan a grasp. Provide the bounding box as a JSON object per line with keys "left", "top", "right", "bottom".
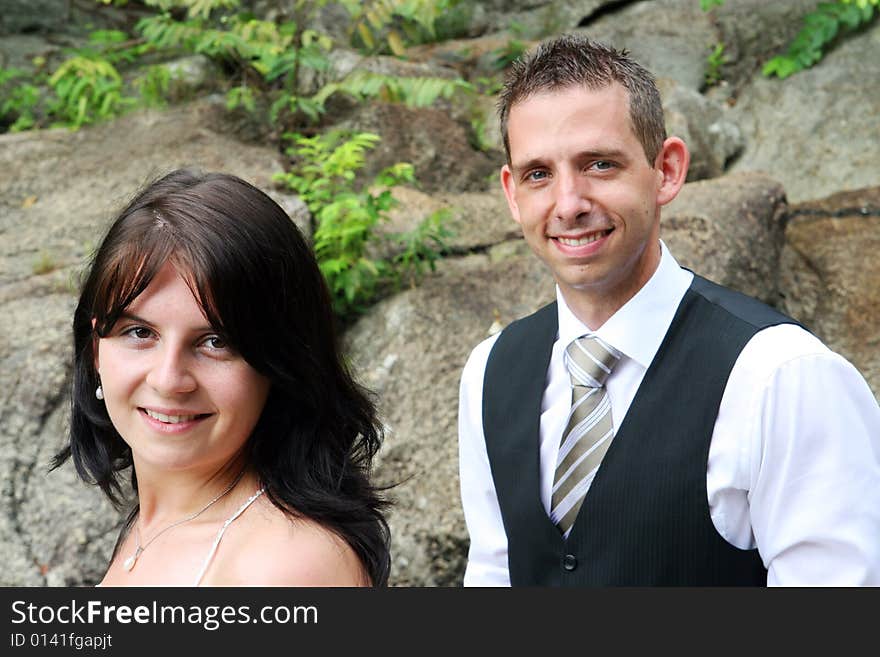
{"left": 53, "top": 169, "right": 391, "bottom": 585}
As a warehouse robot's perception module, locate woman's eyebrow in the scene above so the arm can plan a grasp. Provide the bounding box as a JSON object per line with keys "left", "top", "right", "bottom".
{"left": 113, "top": 311, "right": 213, "bottom": 333}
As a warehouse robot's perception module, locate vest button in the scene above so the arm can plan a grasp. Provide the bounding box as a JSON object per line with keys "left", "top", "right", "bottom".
{"left": 562, "top": 554, "right": 578, "bottom": 572}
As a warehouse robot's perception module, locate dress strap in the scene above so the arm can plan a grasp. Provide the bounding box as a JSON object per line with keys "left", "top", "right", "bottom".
{"left": 193, "top": 488, "right": 266, "bottom": 586}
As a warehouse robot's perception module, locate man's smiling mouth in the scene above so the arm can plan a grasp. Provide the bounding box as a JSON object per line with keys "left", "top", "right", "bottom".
{"left": 555, "top": 228, "right": 614, "bottom": 246}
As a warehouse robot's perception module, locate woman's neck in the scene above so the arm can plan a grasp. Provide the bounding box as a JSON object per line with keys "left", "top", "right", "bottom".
{"left": 133, "top": 455, "right": 254, "bottom": 531}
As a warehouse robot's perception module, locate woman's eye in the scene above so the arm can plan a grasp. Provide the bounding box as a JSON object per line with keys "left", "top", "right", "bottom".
{"left": 125, "top": 326, "right": 153, "bottom": 340}
{"left": 203, "top": 335, "right": 228, "bottom": 350}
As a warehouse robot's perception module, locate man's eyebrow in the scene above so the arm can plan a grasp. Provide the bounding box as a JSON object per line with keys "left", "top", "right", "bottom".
{"left": 510, "top": 157, "right": 548, "bottom": 175}
{"left": 512, "top": 149, "right": 630, "bottom": 174}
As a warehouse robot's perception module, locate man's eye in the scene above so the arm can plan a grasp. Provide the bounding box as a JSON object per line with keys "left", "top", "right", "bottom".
{"left": 527, "top": 170, "right": 548, "bottom": 182}
{"left": 592, "top": 160, "right": 614, "bottom": 171}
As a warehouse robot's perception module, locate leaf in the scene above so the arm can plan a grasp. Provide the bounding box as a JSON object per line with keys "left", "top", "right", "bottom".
{"left": 357, "top": 23, "right": 375, "bottom": 50}
{"left": 387, "top": 30, "right": 406, "bottom": 56}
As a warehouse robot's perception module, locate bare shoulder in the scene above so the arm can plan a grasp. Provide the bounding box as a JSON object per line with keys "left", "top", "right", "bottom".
{"left": 211, "top": 495, "right": 371, "bottom": 587}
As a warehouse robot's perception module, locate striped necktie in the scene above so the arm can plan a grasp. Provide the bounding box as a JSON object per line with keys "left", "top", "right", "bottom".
{"left": 550, "top": 335, "right": 621, "bottom": 536}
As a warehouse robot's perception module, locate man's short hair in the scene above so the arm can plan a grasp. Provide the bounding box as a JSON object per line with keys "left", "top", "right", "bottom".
{"left": 498, "top": 34, "right": 666, "bottom": 165}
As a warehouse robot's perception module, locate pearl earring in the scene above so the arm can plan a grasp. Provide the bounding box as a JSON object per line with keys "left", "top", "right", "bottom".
{"left": 95, "top": 385, "right": 104, "bottom": 401}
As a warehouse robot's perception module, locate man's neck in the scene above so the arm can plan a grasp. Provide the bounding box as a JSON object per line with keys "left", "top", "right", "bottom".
{"left": 559, "top": 243, "right": 662, "bottom": 330}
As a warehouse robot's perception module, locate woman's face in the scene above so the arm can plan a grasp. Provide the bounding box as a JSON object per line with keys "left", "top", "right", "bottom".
{"left": 94, "top": 262, "right": 271, "bottom": 476}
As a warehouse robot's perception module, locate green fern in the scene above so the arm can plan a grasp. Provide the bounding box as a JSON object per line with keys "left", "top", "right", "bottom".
{"left": 341, "top": 0, "right": 460, "bottom": 54}
{"left": 274, "top": 130, "right": 451, "bottom": 318}
{"left": 47, "top": 56, "right": 135, "bottom": 128}
{"left": 314, "top": 70, "right": 472, "bottom": 110}
{"left": 141, "top": 0, "right": 240, "bottom": 19}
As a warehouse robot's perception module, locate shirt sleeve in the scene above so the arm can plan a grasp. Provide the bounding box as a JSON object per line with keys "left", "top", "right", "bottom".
{"left": 458, "top": 334, "right": 511, "bottom": 586}
{"left": 746, "top": 341, "right": 880, "bottom": 586}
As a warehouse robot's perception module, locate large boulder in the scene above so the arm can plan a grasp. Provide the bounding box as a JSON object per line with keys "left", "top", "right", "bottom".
{"left": 0, "top": 0, "right": 71, "bottom": 35}
{"left": 0, "top": 98, "right": 304, "bottom": 586}
{"left": 385, "top": 185, "right": 517, "bottom": 252}
{"left": 662, "top": 173, "right": 788, "bottom": 305}
{"left": 729, "top": 21, "right": 880, "bottom": 203}
{"left": 780, "top": 187, "right": 880, "bottom": 397}
{"left": 657, "top": 77, "right": 743, "bottom": 182}
{"left": 333, "top": 101, "right": 497, "bottom": 193}
{"left": 576, "top": 0, "right": 719, "bottom": 92}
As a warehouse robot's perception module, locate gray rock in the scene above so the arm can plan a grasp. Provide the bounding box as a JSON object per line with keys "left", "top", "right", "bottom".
{"left": 657, "top": 77, "right": 743, "bottom": 182}
{"left": 484, "top": 1, "right": 624, "bottom": 39}
{"left": 332, "top": 101, "right": 497, "bottom": 193}
{"left": 384, "top": 186, "right": 517, "bottom": 253}
{"left": 712, "top": 0, "right": 820, "bottom": 92}
{"left": 0, "top": 98, "right": 301, "bottom": 586}
{"left": 0, "top": 0, "right": 69, "bottom": 35}
{"left": 161, "top": 55, "right": 221, "bottom": 96}
{"left": 575, "top": 0, "right": 719, "bottom": 92}
{"left": 780, "top": 187, "right": 880, "bottom": 397}
{"left": 729, "top": 21, "right": 880, "bottom": 203}
{"left": 662, "top": 172, "right": 788, "bottom": 305}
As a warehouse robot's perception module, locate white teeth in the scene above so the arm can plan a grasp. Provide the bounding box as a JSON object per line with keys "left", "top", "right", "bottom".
{"left": 144, "top": 409, "right": 199, "bottom": 424}
{"left": 558, "top": 232, "right": 607, "bottom": 246}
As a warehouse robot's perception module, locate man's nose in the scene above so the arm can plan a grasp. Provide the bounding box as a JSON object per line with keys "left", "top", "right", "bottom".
{"left": 553, "top": 169, "right": 593, "bottom": 223}
{"left": 145, "top": 344, "right": 197, "bottom": 396}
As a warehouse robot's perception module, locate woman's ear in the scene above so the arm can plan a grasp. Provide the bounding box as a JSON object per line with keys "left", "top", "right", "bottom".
{"left": 655, "top": 137, "right": 690, "bottom": 207}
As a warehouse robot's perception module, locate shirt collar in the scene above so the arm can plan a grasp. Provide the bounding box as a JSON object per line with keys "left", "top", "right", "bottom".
{"left": 556, "top": 240, "right": 694, "bottom": 369}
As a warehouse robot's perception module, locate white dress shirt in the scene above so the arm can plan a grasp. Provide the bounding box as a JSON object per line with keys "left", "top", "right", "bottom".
{"left": 458, "top": 242, "right": 880, "bottom": 586}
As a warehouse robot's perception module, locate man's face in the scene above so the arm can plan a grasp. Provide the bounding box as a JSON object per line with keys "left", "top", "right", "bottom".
{"left": 501, "top": 83, "right": 680, "bottom": 324}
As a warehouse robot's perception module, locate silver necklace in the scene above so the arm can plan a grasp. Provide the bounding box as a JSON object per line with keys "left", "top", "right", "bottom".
{"left": 123, "top": 471, "right": 245, "bottom": 572}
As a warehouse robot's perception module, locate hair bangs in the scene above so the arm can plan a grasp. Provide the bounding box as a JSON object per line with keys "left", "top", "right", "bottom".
{"left": 91, "top": 208, "right": 177, "bottom": 338}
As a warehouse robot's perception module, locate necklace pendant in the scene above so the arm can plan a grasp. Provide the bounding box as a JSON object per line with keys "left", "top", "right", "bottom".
{"left": 123, "top": 547, "right": 143, "bottom": 572}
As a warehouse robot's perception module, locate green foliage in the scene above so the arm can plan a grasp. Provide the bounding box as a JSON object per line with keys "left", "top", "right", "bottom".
{"left": 274, "top": 130, "right": 452, "bottom": 318}
{"left": 700, "top": 0, "right": 879, "bottom": 79}
{"left": 4, "top": 0, "right": 471, "bottom": 132}
{"left": 314, "top": 70, "right": 472, "bottom": 109}
{"left": 341, "top": 0, "right": 462, "bottom": 55}
{"left": 763, "top": 0, "right": 878, "bottom": 78}
{"left": 489, "top": 39, "right": 529, "bottom": 72}
{"left": 0, "top": 68, "right": 42, "bottom": 131}
{"left": 47, "top": 56, "right": 135, "bottom": 128}
{"left": 704, "top": 42, "right": 728, "bottom": 87}
{"left": 133, "top": 65, "right": 172, "bottom": 107}
{"left": 226, "top": 83, "right": 257, "bottom": 112}
{"left": 141, "top": 0, "right": 241, "bottom": 19}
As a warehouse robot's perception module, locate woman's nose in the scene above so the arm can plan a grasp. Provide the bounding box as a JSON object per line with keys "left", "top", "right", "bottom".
{"left": 145, "top": 344, "right": 197, "bottom": 396}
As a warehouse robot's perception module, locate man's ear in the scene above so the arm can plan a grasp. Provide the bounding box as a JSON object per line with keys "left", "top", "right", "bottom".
{"left": 500, "top": 164, "right": 522, "bottom": 225}
{"left": 655, "top": 137, "right": 690, "bottom": 207}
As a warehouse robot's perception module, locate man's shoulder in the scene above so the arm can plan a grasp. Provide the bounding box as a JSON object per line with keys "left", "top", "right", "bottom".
{"left": 688, "top": 274, "right": 798, "bottom": 330}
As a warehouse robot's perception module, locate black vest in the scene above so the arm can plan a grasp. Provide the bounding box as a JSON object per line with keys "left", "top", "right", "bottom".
{"left": 482, "top": 274, "right": 798, "bottom": 586}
